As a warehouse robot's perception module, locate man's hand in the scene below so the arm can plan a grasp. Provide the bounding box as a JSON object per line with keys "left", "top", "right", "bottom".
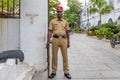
{"left": 46, "top": 42, "right": 50, "bottom": 48}
{"left": 46, "top": 30, "right": 52, "bottom": 48}
{"left": 67, "top": 42, "right": 70, "bottom": 48}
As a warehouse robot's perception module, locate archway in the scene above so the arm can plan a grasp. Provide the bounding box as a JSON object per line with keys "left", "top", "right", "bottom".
{"left": 108, "top": 18, "right": 113, "bottom": 23}
{"left": 118, "top": 16, "right": 120, "bottom": 20}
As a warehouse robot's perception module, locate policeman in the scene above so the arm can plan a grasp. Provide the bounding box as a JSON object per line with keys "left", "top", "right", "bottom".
{"left": 46, "top": 6, "right": 72, "bottom": 79}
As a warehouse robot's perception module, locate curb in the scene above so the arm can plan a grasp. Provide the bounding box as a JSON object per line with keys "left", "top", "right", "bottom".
{"left": 87, "top": 35, "right": 110, "bottom": 43}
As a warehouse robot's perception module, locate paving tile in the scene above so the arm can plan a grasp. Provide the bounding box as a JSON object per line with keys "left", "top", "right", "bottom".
{"left": 70, "top": 71, "right": 102, "bottom": 79}
{"left": 106, "top": 64, "right": 120, "bottom": 71}
{"left": 83, "top": 79, "right": 120, "bottom": 80}
{"left": 32, "top": 34, "right": 120, "bottom": 80}
{"left": 78, "top": 64, "right": 111, "bottom": 71}
{"left": 100, "top": 71, "right": 120, "bottom": 78}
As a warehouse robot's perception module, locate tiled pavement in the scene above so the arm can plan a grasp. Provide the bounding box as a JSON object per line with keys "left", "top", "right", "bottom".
{"left": 32, "top": 34, "right": 120, "bottom": 80}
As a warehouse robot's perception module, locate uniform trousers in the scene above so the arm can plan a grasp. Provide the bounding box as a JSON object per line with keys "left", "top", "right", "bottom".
{"left": 51, "top": 37, "right": 69, "bottom": 73}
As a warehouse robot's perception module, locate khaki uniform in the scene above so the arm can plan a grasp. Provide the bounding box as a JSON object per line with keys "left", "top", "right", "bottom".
{"left": 49, "top": 18, "right": 70, "bottom": 73}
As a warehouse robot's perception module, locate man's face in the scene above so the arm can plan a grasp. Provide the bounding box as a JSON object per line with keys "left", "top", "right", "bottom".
{"left": 56, "top": 11, "right": 63, "bottom": 18}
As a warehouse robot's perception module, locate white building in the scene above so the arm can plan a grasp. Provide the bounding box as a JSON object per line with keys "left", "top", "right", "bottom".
{"left": 80, "top": 0, "right": 120, "bottom": 30}
{"left": 0, "top": 0, "right": 48, "bottom": 71}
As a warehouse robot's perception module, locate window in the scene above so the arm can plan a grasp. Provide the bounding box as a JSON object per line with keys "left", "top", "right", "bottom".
{"left": 90, "top": 6, "right": 92, "bottom": 16}
{"left": 118, "top": 16, "right": 120, "bottom": 20}
{"left": 109, "top": 0, "right": 114, "bottom": 5}
{"left": 98, "top": 20, "right": 101, "bottom": 27}
{"left": 83, "top": 11, "right": 86, "bottom": 16}
{"left": 93, "top": 4, "right": 95, "bottom": 8}
{"left": 87, "top": 8, "right": 89, "bottom": 17}
{"left": 82, "top": 24, "right": 84, "bottom": 27}
{"left": 117, "top": 0, "right": 120, "bottom": 3}
{"left": 108, "top": 18, "right": 113, "bottom": 23}
{"left": 0, "top": 0, "right": 20, "bottom": 18}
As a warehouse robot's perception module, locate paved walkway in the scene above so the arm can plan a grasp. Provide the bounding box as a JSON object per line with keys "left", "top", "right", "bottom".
{"left": 32, "top": 34, "right": 120, "bottom": 80}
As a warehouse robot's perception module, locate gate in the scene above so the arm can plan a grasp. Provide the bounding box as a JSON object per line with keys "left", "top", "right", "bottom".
{"left": 0, "top": 19, "right": 20, "bottom": 52}
{"left": 0, "top": 0, "right": 20, "bottom": 52}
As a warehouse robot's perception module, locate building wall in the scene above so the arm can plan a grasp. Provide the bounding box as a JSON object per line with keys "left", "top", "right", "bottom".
{"left": 80, "top": 0, "right": 120, "bottom": 29}
{"left": 0, "top": 19, "right": 3, "bottom": 52}
{"left": 20, "top": 0, "right": 48, "bottom": 71}
{"left": 0, "top": 0, "right": 48, "bottom": 71}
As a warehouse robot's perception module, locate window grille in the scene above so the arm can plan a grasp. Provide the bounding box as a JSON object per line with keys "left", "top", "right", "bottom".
{"left": 0, "top": 0, "right": 20, "bottom": 18}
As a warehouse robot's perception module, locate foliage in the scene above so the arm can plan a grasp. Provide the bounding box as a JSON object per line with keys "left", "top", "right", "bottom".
{"left": 94, "top": 22, "right": 118, "bottom": 39}
{"left": 96, "top": 30, "right": 104, "bottom": 39}
{"left": 89, "top": 26, "right": 99, "bottom": 32}
{"left": 0, "top": 0, "right": 19, "bottom": 13}
{"left": 72, "top": 28, "right": 85, "bottom": 33}
{"left": 88, "top": 26, "right": 99, "bottom": 36}
{"left": 100, "top": 22, "right": 120, "bottom": 39}
{"left": 49, "top": 0, "right": 60, "bottom": 22}
{"left": 102, "top": 22, "right": 119, "bottom": 34}
{"left": 117, "top": 32, "right": 120, "bottom": 41}
{"left": 101, "top": 27, "right": 114, "bottom": 39}
{"left": 89, "top": 0, "right": 114, "bottom": 28}
{"left": 49, "top": 0, "right": 82, "bottom": 28}
{"left": 104, "top": 31, "right": 114, "bottom": 39}
{"left": 117, "top": 32, "right": 120, "bottom": 36}
{"left": 63, "top": 0, "right": 82, "bottom": 28}
{"left": 87, "top": 22, "right": 120, "bottom": 40}
{"left": 88, "top": 0, "right": 115, "bottom": 39}
{"left": 87, "top": 31, "right": 94, "bottom": 36}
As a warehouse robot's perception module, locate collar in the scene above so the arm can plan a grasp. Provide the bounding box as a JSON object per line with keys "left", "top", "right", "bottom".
{"left": 57, "top": 18, "right": 63, "bottom": 21}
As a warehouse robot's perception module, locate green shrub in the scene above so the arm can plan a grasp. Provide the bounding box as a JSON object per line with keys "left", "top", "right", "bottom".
{"left": 96, "top": 30, "right": 103, "bottom": 39}
{"left": 87, "top": 31, "right": 93, "bottom": 36}
{"left": 102, "top": 22, "right": 119, "bottom": 34}
{"left": 89, "top": 26, "right": 99, "bottom": 32}
{"left": 104, "top": 31, "right": 114, "bottom": 39}
{"left": 89, "top": 26, "right": 99, "bottom": 36}
{"left": 71, "top": 29, "right": 85, "bottom": 33}
{"left": 117, "top": 32, "right": 120, "bottom": 41}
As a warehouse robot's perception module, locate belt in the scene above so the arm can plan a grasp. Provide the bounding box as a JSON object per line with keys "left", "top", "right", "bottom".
{"left": 53, "top": 35, "right": 65, "bottom": 38}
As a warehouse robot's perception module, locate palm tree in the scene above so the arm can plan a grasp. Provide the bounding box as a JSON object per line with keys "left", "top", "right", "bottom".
{"left": 89, "top": 0, "right": 114, "bottom": 29}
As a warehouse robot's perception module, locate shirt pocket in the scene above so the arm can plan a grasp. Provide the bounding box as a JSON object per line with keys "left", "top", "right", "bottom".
{"left": 62, "top": 23, "right": 65, "bottom": 27}
{"left": 53, "top": 23, "right": 58, "bottom": 30}
{"left": 61, "top": 23, "right": 66, "bottom": 30}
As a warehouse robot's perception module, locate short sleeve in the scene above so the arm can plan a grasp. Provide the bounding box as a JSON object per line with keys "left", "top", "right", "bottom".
{"left": 65, "top": 21, "right": 70, "bottom": 31}
{"left": 49, "top": 20, "right": 53, "bottom": 30}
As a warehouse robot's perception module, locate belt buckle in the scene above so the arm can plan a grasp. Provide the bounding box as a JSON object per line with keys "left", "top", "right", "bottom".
{"left": 58, "top": 36, "right": 62, "bottom": 38}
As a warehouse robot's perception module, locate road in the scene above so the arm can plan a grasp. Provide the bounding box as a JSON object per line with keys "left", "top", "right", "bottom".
{"left": 32, "top": 33, "right": 120, "bottom": 80}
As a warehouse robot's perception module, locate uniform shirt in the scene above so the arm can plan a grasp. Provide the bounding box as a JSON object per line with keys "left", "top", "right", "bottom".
{"left": 49, "top": 18, "right": 70, "bottom": 36}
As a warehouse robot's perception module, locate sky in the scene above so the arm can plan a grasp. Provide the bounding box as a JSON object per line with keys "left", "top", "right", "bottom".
{"left": 58, "top": 0, "right": 88, "bottom": 10}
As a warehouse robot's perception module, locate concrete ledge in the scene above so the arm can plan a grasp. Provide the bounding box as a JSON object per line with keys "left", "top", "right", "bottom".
{"left": 0, "top": 62, "right": 35, "bottom": 80}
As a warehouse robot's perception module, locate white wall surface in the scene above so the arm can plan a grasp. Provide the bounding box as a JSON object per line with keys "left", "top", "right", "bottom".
{"left": 0, "top": 19, "right": 3, "bottom": 52}
{"left": 20, "top": 0, "right": 48, "bottom": 71}
{"left": 80, "top": 0, "right": 120, "bottom": 28}
{"left": 0, "top": 19, "right": 20, "bottom": 52}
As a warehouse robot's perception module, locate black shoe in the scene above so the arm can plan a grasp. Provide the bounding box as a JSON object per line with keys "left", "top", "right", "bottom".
{"left": 48, "top": 73, "right": 56, "bottom": 79}
{"left": 64, "top": 73, "right": 72, "bottom": 79}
